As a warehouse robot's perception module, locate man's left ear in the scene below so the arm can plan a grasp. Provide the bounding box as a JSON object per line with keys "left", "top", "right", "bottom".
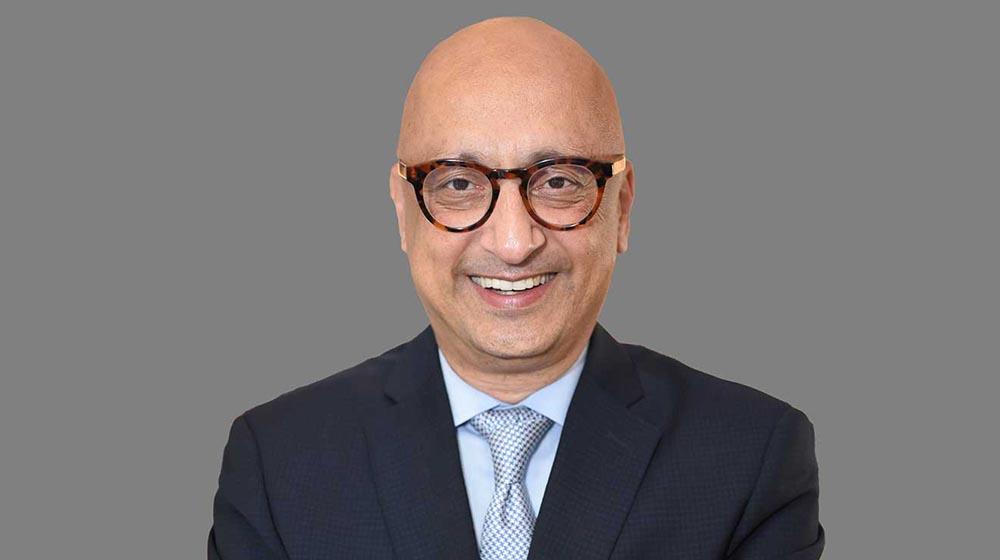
{"left": 616, "top": 160, "right": 635, "bottom": 254}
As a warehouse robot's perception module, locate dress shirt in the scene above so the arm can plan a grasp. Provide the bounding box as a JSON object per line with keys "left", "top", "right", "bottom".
{"left": 438, "top": 347, "right": 587, "bottom": 545}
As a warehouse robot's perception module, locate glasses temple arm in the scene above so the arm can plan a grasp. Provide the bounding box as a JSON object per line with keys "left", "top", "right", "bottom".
{"left": 612, "top": 155, "right": 627, "bottom": 176}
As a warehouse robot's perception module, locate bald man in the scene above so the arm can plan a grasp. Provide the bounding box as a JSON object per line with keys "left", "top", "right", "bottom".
{"left": 209, "top": 17, "right": 824, "bottom": 560}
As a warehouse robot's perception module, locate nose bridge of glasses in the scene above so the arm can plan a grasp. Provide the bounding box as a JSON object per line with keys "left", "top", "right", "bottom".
{"left": 489, "top": 168, "right": 531, "bottom": 186}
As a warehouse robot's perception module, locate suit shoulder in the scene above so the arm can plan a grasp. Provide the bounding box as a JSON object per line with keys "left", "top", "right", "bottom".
{"left": 622, "top": 342, "right": 804, "bottom": 425}
{"left": 237, "top": 339, "right": 407, "bottom": 433}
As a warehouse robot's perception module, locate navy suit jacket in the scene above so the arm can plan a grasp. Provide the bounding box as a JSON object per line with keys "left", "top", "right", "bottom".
{"left": 209, "top": 324, "right": 824, "bottom": 559}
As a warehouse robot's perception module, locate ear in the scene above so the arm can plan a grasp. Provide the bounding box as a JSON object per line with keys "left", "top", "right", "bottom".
{"left": 388, "top": 163, "right": 409, "bottom": 253}
{"left": 616, "top": 160, "right": 635, "bottom": 254}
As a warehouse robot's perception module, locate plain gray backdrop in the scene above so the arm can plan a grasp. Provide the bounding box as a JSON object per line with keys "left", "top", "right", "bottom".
{"left": 1, "top": 1, "right": 996, "bottom": 558}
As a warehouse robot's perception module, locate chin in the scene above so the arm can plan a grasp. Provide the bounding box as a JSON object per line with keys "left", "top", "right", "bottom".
{"left": 468, "top": 324, "right": 557, "bottom": 361}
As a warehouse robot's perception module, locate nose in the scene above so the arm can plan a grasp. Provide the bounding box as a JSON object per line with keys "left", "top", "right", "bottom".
{"left": 478, "top": 179, "right": 546, "bottom": 265}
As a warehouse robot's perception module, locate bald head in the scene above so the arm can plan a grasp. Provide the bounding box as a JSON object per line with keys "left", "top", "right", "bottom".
{"left": 398, "top": 17, "right": 624, "bottom": 166}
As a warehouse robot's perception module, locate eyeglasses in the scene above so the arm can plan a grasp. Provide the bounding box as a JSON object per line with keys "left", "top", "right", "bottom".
{"left": 396, "top": 154, "right": 627, "bottom": 232}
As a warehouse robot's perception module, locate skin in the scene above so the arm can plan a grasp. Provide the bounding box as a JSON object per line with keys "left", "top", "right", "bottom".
{"left": 390, "top": 17, "right": 635, "bottom": 403}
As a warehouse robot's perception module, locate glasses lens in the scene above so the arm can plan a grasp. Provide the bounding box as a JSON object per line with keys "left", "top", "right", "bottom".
{"left": 422, "top": 166, "right": 492, "bottom": 229}
{"left": 527, "top": 164, "right": 599, "bottom": 227}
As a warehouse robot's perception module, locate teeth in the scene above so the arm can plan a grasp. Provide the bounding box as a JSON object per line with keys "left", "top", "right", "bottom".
{"left": 471, "top": 273, "right": 555, "bottom": 292}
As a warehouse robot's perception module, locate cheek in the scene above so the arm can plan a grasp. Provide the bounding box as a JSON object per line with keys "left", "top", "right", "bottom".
{"left": 407, "top": 228, "right": 466, "bottom": 286}
{"left": 568, "top": 224, "right": 619, "bottom": 295}
{"left": 582, "top": 203, "right": 622, "bottom": 256}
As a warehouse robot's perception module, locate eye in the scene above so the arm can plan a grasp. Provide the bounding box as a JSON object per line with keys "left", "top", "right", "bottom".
{"left": 540, "top": 174, "right": 581, "bottom": 189}
{"left": 448, "top": 178, "right": 473, "bottom": 191}
{"left": 545, "top": 176, "right": 570, "bottom": 189}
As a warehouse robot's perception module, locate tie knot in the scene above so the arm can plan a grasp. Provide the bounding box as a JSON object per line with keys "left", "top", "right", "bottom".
{"left": 469, "top": 406, "right": 553, "bottom": 486}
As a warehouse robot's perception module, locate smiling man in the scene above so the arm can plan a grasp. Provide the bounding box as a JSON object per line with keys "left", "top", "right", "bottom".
{"left": 209, "top": 17, "right": 824, "bottom": 560}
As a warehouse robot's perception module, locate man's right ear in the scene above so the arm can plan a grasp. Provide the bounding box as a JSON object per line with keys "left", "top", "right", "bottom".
{"left": 388, "top": 164, "right": 409, "bottom": 254}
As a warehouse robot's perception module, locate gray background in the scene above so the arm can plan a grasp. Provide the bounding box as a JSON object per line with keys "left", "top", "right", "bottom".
{"left": 1, "top": 1, "right": 996, "bottom": 558}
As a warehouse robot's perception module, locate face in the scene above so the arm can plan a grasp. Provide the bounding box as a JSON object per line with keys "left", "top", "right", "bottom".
{"left": 391, "top": 41, "right": 634, "bottom": 373}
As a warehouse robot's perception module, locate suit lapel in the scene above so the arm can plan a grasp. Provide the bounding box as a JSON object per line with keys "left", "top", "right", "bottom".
{"left": 363, "top": 327, "right": 479, "bottom": 560}
{"left": 363, "top": 324, "right": 661, "bottom": 560}
{"left": 529, "top": 324, "right": 662, "bottom": 560}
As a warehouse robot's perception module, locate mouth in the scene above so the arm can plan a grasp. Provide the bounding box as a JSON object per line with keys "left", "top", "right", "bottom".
{"left": 469, "top": 273, "right": 557, "bottom": 295}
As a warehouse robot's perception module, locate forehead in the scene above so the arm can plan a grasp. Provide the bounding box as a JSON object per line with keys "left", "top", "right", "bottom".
{"left": 403, "top": 70, "right": 617, "bottom": 167}
{"left": 408, "top": 107, "right": 608, "bottom": 168}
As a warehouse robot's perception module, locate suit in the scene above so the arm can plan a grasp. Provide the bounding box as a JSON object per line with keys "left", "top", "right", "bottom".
{"left": 209, "top": 324, "right": 824, "bottom": 559}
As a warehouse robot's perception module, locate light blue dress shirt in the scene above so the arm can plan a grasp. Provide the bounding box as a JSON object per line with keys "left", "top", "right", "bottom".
{"left": 438, "top": 347, "right": 587, "bottom": 545}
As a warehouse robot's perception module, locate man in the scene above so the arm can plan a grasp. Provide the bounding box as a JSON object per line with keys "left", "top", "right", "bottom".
{"left": 209, "top": 17, "right": 824, "bottom": 560}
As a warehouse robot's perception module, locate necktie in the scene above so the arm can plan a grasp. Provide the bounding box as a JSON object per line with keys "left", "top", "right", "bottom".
{"left": 469, "top": 406, "right": 554, "bottom": 560}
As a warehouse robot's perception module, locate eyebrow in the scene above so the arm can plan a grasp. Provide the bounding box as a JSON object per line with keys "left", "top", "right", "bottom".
{"left": 451, "top": 148, "right": 588, "bottom": 168}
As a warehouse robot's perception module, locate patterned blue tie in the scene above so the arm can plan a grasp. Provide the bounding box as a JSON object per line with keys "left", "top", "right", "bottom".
{"left": 469, "top": 406, "right": 554, "bottom": 560}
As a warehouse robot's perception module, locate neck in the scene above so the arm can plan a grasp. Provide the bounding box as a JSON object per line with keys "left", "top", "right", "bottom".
{"left": 438, "top": 335, "right": 590, "bottom": 404}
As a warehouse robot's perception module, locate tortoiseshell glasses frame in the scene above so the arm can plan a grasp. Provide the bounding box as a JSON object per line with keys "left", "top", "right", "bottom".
{"left": 395, "top": 154, "right": 628, "bottom": 232}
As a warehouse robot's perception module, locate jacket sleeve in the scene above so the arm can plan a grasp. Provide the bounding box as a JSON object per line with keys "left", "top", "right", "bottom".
{"left": 208, "top": 414, "right": 289, "bottom": 560}
{"left": 726, "top": 406, "right": 825, "bottom": 559}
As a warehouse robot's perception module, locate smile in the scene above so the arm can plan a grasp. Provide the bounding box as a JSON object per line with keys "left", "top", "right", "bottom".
{"left": 469, "top": 273, "right": 556, "bottom": 295}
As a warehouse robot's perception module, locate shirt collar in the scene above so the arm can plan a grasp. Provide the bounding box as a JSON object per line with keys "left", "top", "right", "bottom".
{"left": 438, "top": 346, "right": 587, "bottom": 428}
